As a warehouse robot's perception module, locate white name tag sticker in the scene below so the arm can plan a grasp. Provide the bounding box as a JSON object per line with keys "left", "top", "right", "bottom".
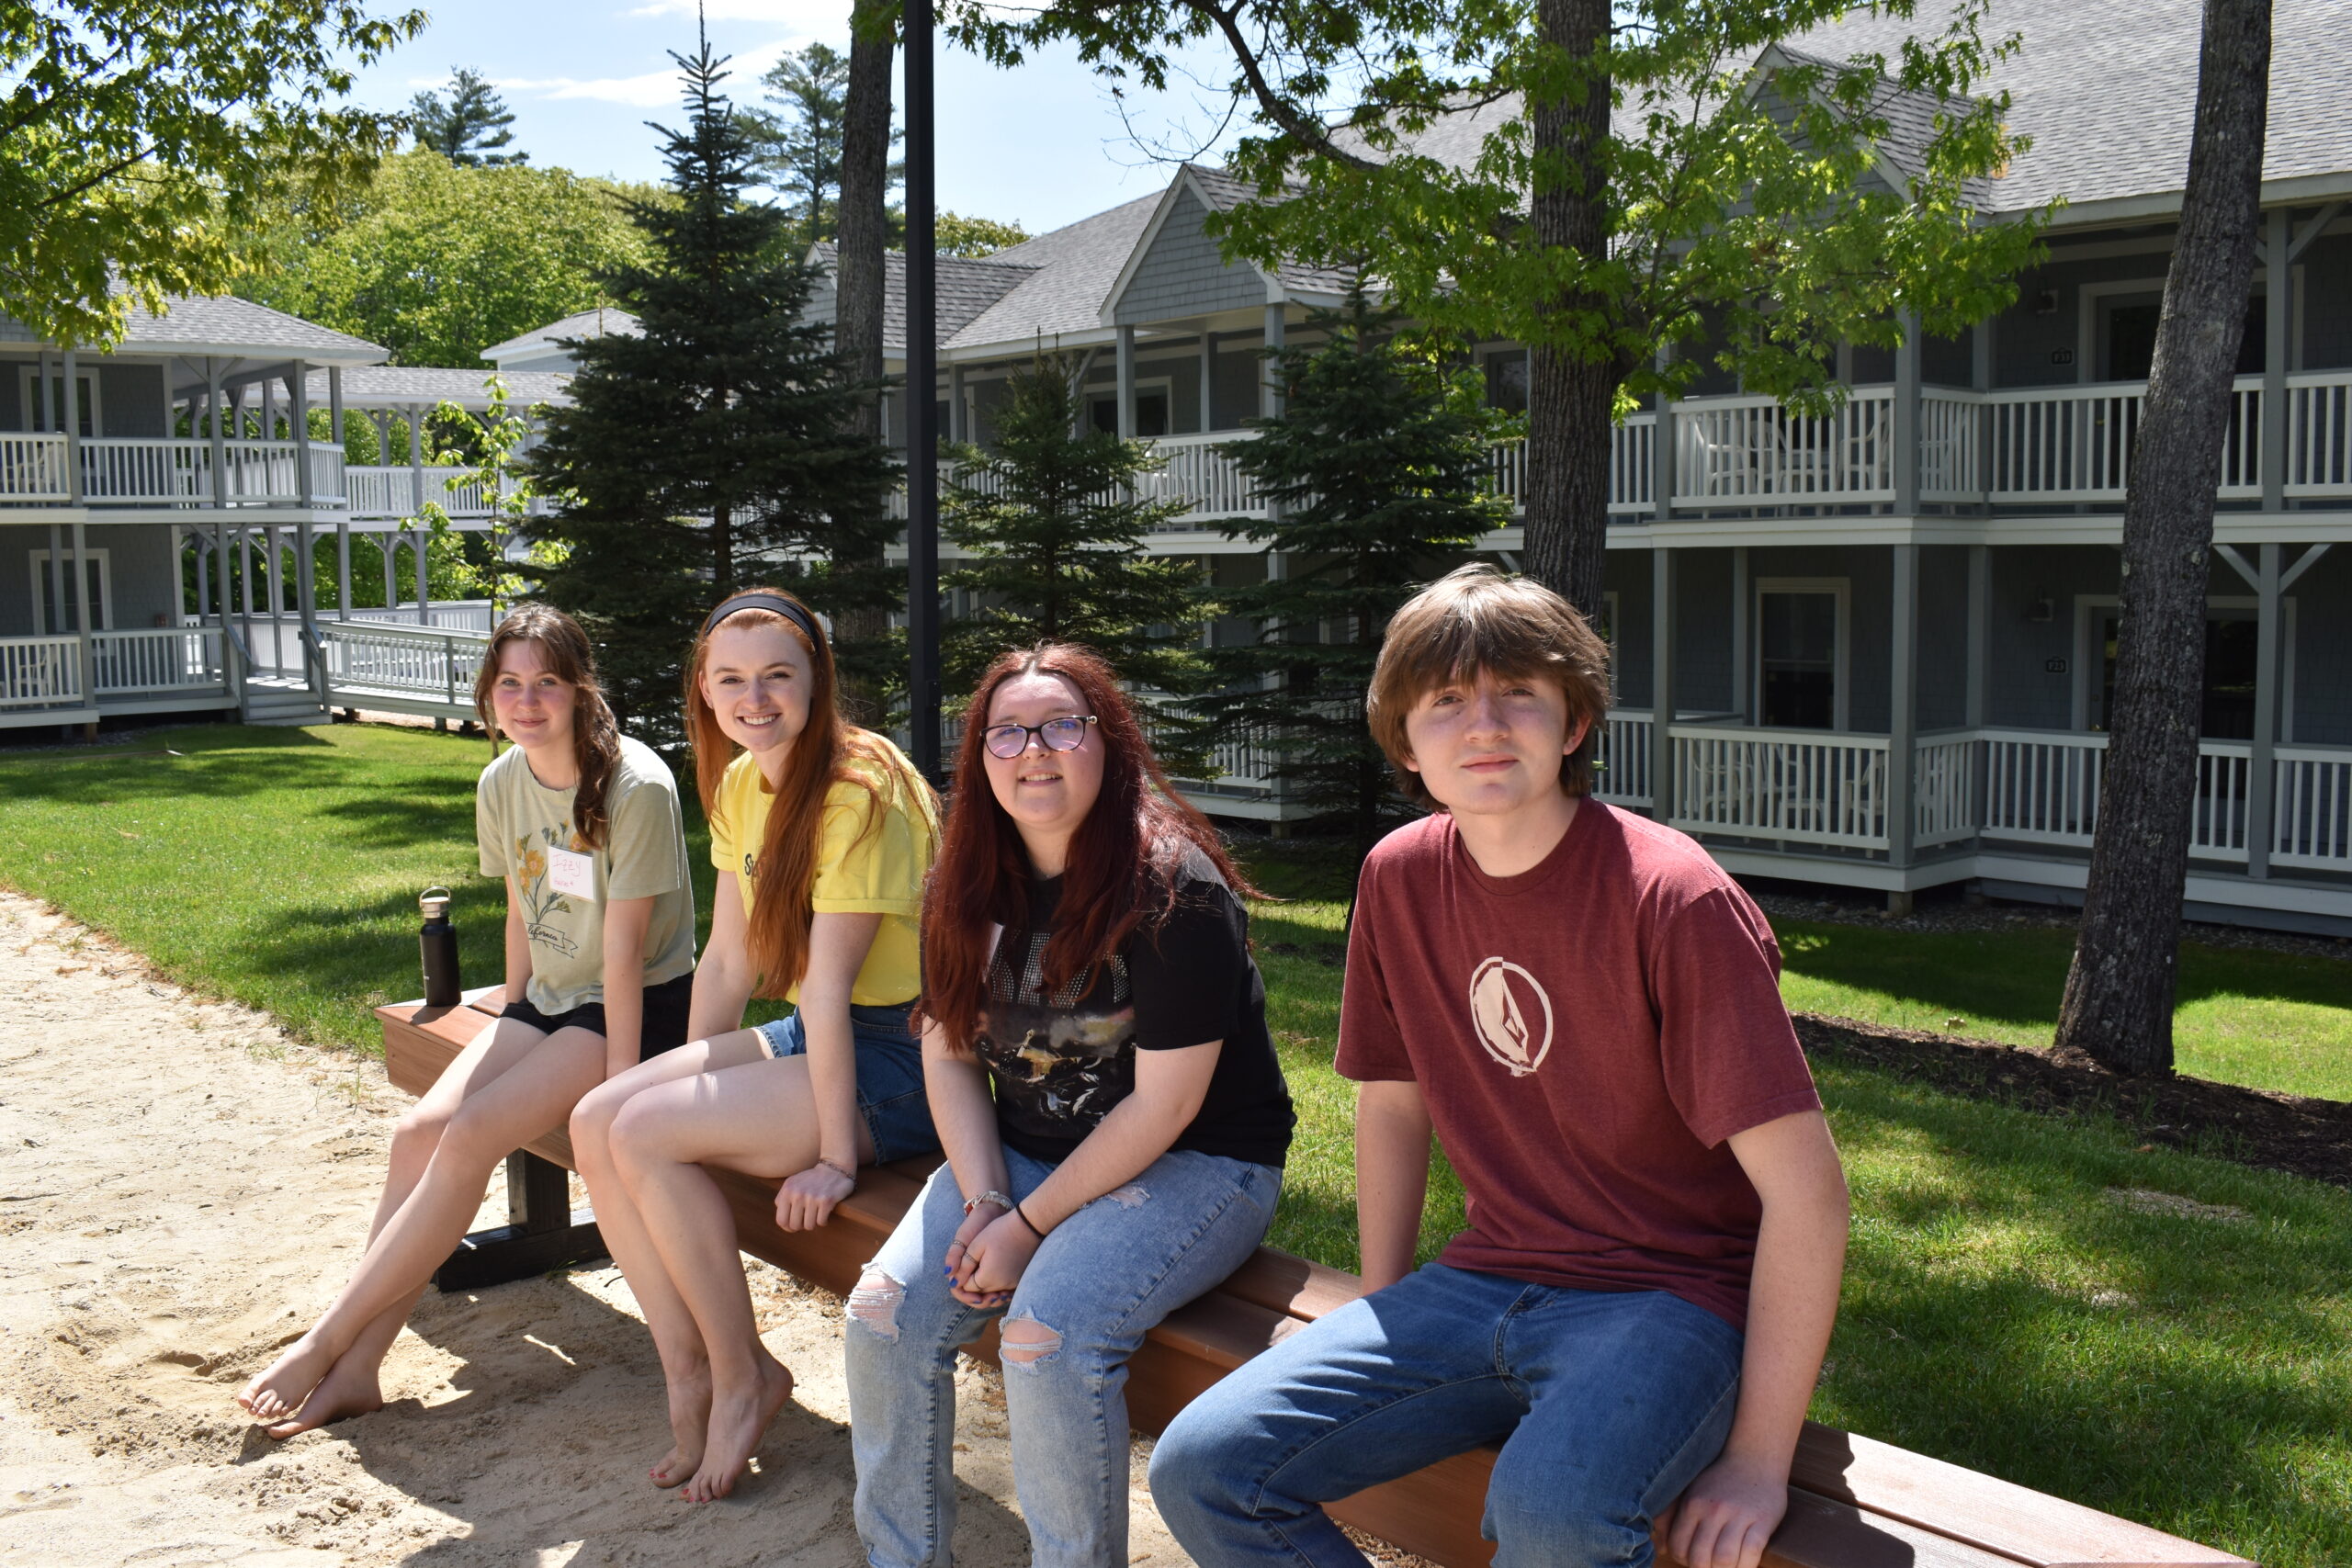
{"left": 546, "top": 846, "right": 597, "bottom": 900}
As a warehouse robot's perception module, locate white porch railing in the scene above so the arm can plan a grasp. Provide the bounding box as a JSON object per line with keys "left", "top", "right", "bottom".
{"left": 345, "top": 465, "right": 496, "bottom": 519}
{"left": 1593, "top": 709, "right": 1655, "bottom": 806}
{"left": 1983, "top": 378, "right": 2264, "bottom": 503}
{"left": 60, "top": 438, "right": 351, "bottom": 506}
{"left": 1978, "top": 728, "right": 2254, "bottom": 861}
{"left": 1141, "top": 433, "right": 1272, "bottom": 525}
{"left": 1673, "top": 389, "right": 1897, "bottom": 504}
{"left": 0, "top": 433, "right": 71, "bottom": 501}
{"left": 0, "top": 636, "right": 82, "bottom": 707}
{"left": 89, "top": 628, "right": 225, "bottom": 694}
{"left": 2284, "top": 371, "right": 2352, "bottom": 497}
{"left": 319, "top": 622, "right": 490, "bottom": 711}
{"left": 2273, "top": 747, "right": 2352, "bottom": 870}
{"left": 1669, "top": 726, "right": 1892, "bottom": 849}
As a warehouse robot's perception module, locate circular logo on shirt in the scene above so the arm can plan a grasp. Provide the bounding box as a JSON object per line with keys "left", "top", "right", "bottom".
{"left": 1468, "top": 958, "right": 1554, "bottom": 1077}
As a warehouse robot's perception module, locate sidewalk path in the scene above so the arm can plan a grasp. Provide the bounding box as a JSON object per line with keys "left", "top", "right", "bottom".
{"left": 0, "top": 891, "right": 1187, "bottom": 1566}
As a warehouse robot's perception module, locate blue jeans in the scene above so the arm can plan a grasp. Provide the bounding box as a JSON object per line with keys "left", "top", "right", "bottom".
{"left": 846, "top": 1145, "right": 1283, "bottom": 1568}
{"left": 1148, "top": 1262, "right": 1745, "bottom": 1568}
{"left": 755, "top": 1002, "right": 937, "bottom": 1163}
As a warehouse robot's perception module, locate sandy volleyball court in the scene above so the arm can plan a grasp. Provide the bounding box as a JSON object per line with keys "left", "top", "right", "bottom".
{"left": 0, "top": 890, "right": 1191, "bottom": 1566}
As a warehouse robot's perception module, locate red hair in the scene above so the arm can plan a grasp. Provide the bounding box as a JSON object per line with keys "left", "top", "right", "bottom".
{"left": 918, "top": 643, "right": 1259, "bottom": 1054}
{"left": 684, "top": 585, "right": 910, "bottom": 998}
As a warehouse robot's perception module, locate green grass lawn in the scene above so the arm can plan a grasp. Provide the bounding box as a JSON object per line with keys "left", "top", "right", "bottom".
{"left": 5, "top": 728, "right": 2348, "bottom": 1562}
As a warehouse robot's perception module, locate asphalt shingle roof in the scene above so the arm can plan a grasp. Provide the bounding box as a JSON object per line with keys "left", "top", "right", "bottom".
{"left": 0, "top": 293, "right": 385, "bottom": 358}
{"left": 805, "top": 244, "right": 1041, "bottom": 352}
{"left": 945, "top": 192, "right": 1164, "bottom": 353}
{"left": 303, "top": 367, "right": 574, "bottom": 410}
{"left": 480, "top": 307, "right": 642, "bottom": 361}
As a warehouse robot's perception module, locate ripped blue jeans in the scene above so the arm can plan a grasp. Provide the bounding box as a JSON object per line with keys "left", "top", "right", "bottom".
{"left": 845, "top": 1145, "right": 1282, "bottom": 1568}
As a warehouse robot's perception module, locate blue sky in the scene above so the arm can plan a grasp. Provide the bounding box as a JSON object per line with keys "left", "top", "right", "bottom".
{"left": 348, "top": 0, "right": 1248, "bottom": 238}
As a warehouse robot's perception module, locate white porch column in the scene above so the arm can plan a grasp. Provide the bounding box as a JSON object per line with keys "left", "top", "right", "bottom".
{"left": 1116, "top": 324, "right": 1137, "bottom": 438}
{"left": 43, "top": 523, "right": 64, "bottom": 646}
{"left": 289, "top": 364, "right": 317, "bottom": 638}
{"left": 415, "top": 526, "right": 432, "bottom": 626}
{"left": 71, "top": 513, "right": 95, "bottom": 712}
{"left": 1199, "top": 332, "right": 1216, "bottom": 432}
{"left": 382, "top": 528, "right": 398, "bottom": 609}
{"left": 2261, "top": 208, "right": 2290, "bottom": 513}
{"left": 1652, "top": 346, "right": 1675, "bottom": 526}
{"left": 2247, "top": 541, "right": 2283, "bottom": 877}
{"left": 193, "top": 527, "right": 210, "bottom": 623}
{"left": 327, "top": 365, "right": 345, "bottom": 446}
{"left": 260, "top": 376, "right": 276, "bottom": 442}
{"left": 1730, "top": 547, "right": 1750, "bottom": 721}
{"left": 206, "top": 358, "right": 229, "bottom": 508}
{"left": 1894, "top": 312, "right": 1922, "bottom": 516}
{"left": 1887, "top": 543, "right": 1920, "bottom": 902}
{"left": 407, "top": 402, "right": 426, "bottom": 521}
{"left": 1966, "top": 544, "right": 1992, "bottom": 840}
{"left": 1261, "top": 305, "right": 1285, "bottom": 419}
{"left": 948, "top": 361, "right": 967, "bottom": 444}
{"left": 335, "top": 522, "right": 352, "bottom": 618}
{"left": 61, "top": 347, "right": 83, "bottom": 503}
{"left": 1648, "top": 547, "right": 1678, "bottom": 825}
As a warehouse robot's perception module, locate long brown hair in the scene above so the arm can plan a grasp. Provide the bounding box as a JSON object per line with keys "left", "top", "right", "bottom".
{"left": 684, "top": 585, "right": 910, "bottom": 998}
{"left": 918, "top": 643, "right": 1259, "bottom": 1054}
{"left": 473, "top": 603, "right": 624, "bottom": 850}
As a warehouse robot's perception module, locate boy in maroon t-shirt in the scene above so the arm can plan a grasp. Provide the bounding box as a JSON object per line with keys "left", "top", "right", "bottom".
{"left": 1152, "top": 566, "right": 1849, "bottom": 1568}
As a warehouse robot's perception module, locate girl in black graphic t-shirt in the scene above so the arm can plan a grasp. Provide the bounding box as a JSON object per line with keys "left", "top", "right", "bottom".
{"left": 844, "top": 643, "right": 1293, "bottom": 1568}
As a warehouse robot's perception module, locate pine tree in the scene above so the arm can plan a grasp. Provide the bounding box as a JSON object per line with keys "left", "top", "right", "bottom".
{"left": 411, "top": 69, "right": 528, "bottom": 167}
{"left": 522, "top": 37, "right": 899, "bottom": 739}
{"left": 1203, "top": 293, "right": 1510, "bottom": 860}
{"left": 942, "top": 359, "right": 1211, "bottom": 768}
{"left": 740, "top": 42, "right": 854, "bottom": 243}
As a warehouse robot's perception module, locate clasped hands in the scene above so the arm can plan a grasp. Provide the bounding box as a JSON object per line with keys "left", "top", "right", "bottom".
{"left": 942, "top": 1200, "right": 1041, "bottom": 1307}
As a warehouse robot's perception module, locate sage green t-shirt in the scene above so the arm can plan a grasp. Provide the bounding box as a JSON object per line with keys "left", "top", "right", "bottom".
{"left": 475, "top": 734, "right": 697, "bottom": 1015}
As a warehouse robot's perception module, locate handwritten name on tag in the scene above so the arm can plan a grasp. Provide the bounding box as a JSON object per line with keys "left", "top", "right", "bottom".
{"left": 547, "top": 846, "right": 597, "bottom": 900}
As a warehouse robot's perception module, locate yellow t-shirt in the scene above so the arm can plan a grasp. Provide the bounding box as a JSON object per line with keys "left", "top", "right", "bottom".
{"left": 707, "top": 736, "right": 939, "bottom": 1006}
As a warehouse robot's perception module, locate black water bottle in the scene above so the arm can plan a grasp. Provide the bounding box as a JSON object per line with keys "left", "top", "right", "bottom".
{"left": 419, "top": 886, "right": 461, "bottom": 1008}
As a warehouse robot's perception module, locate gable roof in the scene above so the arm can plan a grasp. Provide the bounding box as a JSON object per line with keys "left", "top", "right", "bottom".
{"left": 480, "top": 307, "right": 642, "bottom": 362}
{"left": 944, "top": 191, "right": 1165, "bottom": 353}
{"left": 1787, "top": 0, "right": 2352, "bottom": 221}
{"left": 0, "top": 293, "right": 385, "bottom": 361}
{"left": 804, "top": 245, "right": 1041, "bottom": 353}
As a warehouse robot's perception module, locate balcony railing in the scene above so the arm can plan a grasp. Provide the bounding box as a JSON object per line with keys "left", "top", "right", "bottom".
{"left": 0, "top": 435, "right": 348, "bottom": 507}
{"left": 344, "top": 466, "right": 544, "bottom": 521}
{"left": 0, "top": 628, "right": 226, "bottom": 708}
{"left": 1580, "top": 714, "right": 2352, "bottom": 871}
{"left": 888, "top": 369, "right": 2352, "bottom": 525}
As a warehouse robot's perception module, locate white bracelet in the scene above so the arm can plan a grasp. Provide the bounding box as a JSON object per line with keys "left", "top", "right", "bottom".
{"left": 963, "top": 1189, "right": 1015, "bottom": 1215}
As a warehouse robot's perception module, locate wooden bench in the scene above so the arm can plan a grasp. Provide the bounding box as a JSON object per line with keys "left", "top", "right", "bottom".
{"left": 379, "top": 990, "right": 2250, "bottom": 1568}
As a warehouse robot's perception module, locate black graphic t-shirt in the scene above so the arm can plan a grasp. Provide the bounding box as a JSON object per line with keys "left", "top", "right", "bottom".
{"left": 973, "top": 848, "right": 1295, "bottom": 1168}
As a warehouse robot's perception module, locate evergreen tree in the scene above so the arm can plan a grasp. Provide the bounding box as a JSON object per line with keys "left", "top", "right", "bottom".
{"left": 942, "top": 359, "right": 1211, "bottom": 769}
{"left": 740, "top": 42, "right": 854, "bottom": 242}
{"left": 522, "top": 39, "right": 899, "bottom": 739}
{"left": 1203, "top": 293, "right": 1510, "bottom": 860}
{"left": 411, "top": 69, "right": 528, "bottom": 167}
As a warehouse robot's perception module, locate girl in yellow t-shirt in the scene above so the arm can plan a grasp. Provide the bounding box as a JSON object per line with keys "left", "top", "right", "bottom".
{"left": 570, "top": 587, "right": 940, "bottom": 1504}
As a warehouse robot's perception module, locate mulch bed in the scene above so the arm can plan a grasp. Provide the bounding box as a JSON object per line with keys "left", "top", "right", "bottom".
{"left": 1795, "top": 1012, "right": 2352, "bottom": 1192}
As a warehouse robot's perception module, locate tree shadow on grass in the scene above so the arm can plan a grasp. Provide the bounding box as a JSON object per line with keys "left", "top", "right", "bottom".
{"left": 1815, "top": 1064, "right": 2352, "bottom": 1561}
{"left": 1777, "top": 917, "right": 2352, "bottom": 1027}
{"left": 0, "top": 734, "right": 353, "bottom": 807}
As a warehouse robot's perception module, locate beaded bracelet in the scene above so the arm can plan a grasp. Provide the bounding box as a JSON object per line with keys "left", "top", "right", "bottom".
{"left": 963, "top": 1189, "right": 1016, "bottom": 1216}
{"left": 814, "top": 1156, "right": 858, "bottom": 1183}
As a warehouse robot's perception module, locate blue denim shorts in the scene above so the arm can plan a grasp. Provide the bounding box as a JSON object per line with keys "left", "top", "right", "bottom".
{"left": 754, "top": 1001, "right": 937, "bottom": 1164}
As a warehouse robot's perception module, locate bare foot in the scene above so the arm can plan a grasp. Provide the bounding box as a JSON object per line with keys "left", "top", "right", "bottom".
{"left": 236, "top": 1331, "right": 338, "bottom": 1424}
{"left": 262, "top": 1350, "right": 383, "bottom": 1439}
{"left": 651, "top": 1365, "right": 713, "bottom": 1489}
{"left": 683, "top": 1355, "right": 794, "bottom": 1503}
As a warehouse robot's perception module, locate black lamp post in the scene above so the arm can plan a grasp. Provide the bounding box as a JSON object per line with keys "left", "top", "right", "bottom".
{"left": 904, "top": 0, "right": 941, "bottom": 778}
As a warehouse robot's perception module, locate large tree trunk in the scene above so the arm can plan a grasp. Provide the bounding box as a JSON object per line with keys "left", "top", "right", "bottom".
{"left": 833, "top": 0, "right": 896, "bottom": 719}
{"left": 2054, "top": 0, "right": 2271, "bottom": 1076}
{"left": 1519, "top": 0, "right": 1613, "bottom": 620}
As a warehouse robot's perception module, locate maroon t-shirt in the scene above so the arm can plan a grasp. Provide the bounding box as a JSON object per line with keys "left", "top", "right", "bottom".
{"left": 1337, "top": 803, "right": 1821, "bottom": 1329}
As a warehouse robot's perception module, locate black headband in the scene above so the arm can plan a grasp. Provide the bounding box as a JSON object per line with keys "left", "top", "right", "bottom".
{"left": 703, "top": 592, "right": 824, "bottom": 651}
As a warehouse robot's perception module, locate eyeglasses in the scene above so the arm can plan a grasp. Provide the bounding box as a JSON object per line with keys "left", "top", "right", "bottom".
{"left": 981, "top": 715, "right": 1097, "bottom": 759}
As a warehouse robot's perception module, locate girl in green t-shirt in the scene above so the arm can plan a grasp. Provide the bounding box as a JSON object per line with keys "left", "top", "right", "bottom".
{"left": 569, "top": 586, "right": 941, "bottom": 1504}
{"left": 237, "top": 604, "right": 698, "bottom": 1438}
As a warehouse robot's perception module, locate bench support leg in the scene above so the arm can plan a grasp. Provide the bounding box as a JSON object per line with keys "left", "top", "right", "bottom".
{"left": 433, "top": 1149, "right": 607, "bottom": 1292}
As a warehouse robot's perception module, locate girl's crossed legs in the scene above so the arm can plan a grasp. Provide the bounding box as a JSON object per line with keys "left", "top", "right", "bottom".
{"left": 571, "top": 1032, "right": 874, "bottom": 1501}
{"left": 237, "top": 1014, "right": 606, "bottom": 1436}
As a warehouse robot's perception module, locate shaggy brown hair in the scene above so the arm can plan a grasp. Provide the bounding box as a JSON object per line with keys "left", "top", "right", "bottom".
{"left": 1365, "top": 564, "right": 1612, "bottom": 808}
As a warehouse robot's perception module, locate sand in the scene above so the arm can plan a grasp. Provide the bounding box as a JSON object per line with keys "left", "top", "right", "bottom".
{"left": 0, "top": 890, "right": 1192, "bottom": 1566}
